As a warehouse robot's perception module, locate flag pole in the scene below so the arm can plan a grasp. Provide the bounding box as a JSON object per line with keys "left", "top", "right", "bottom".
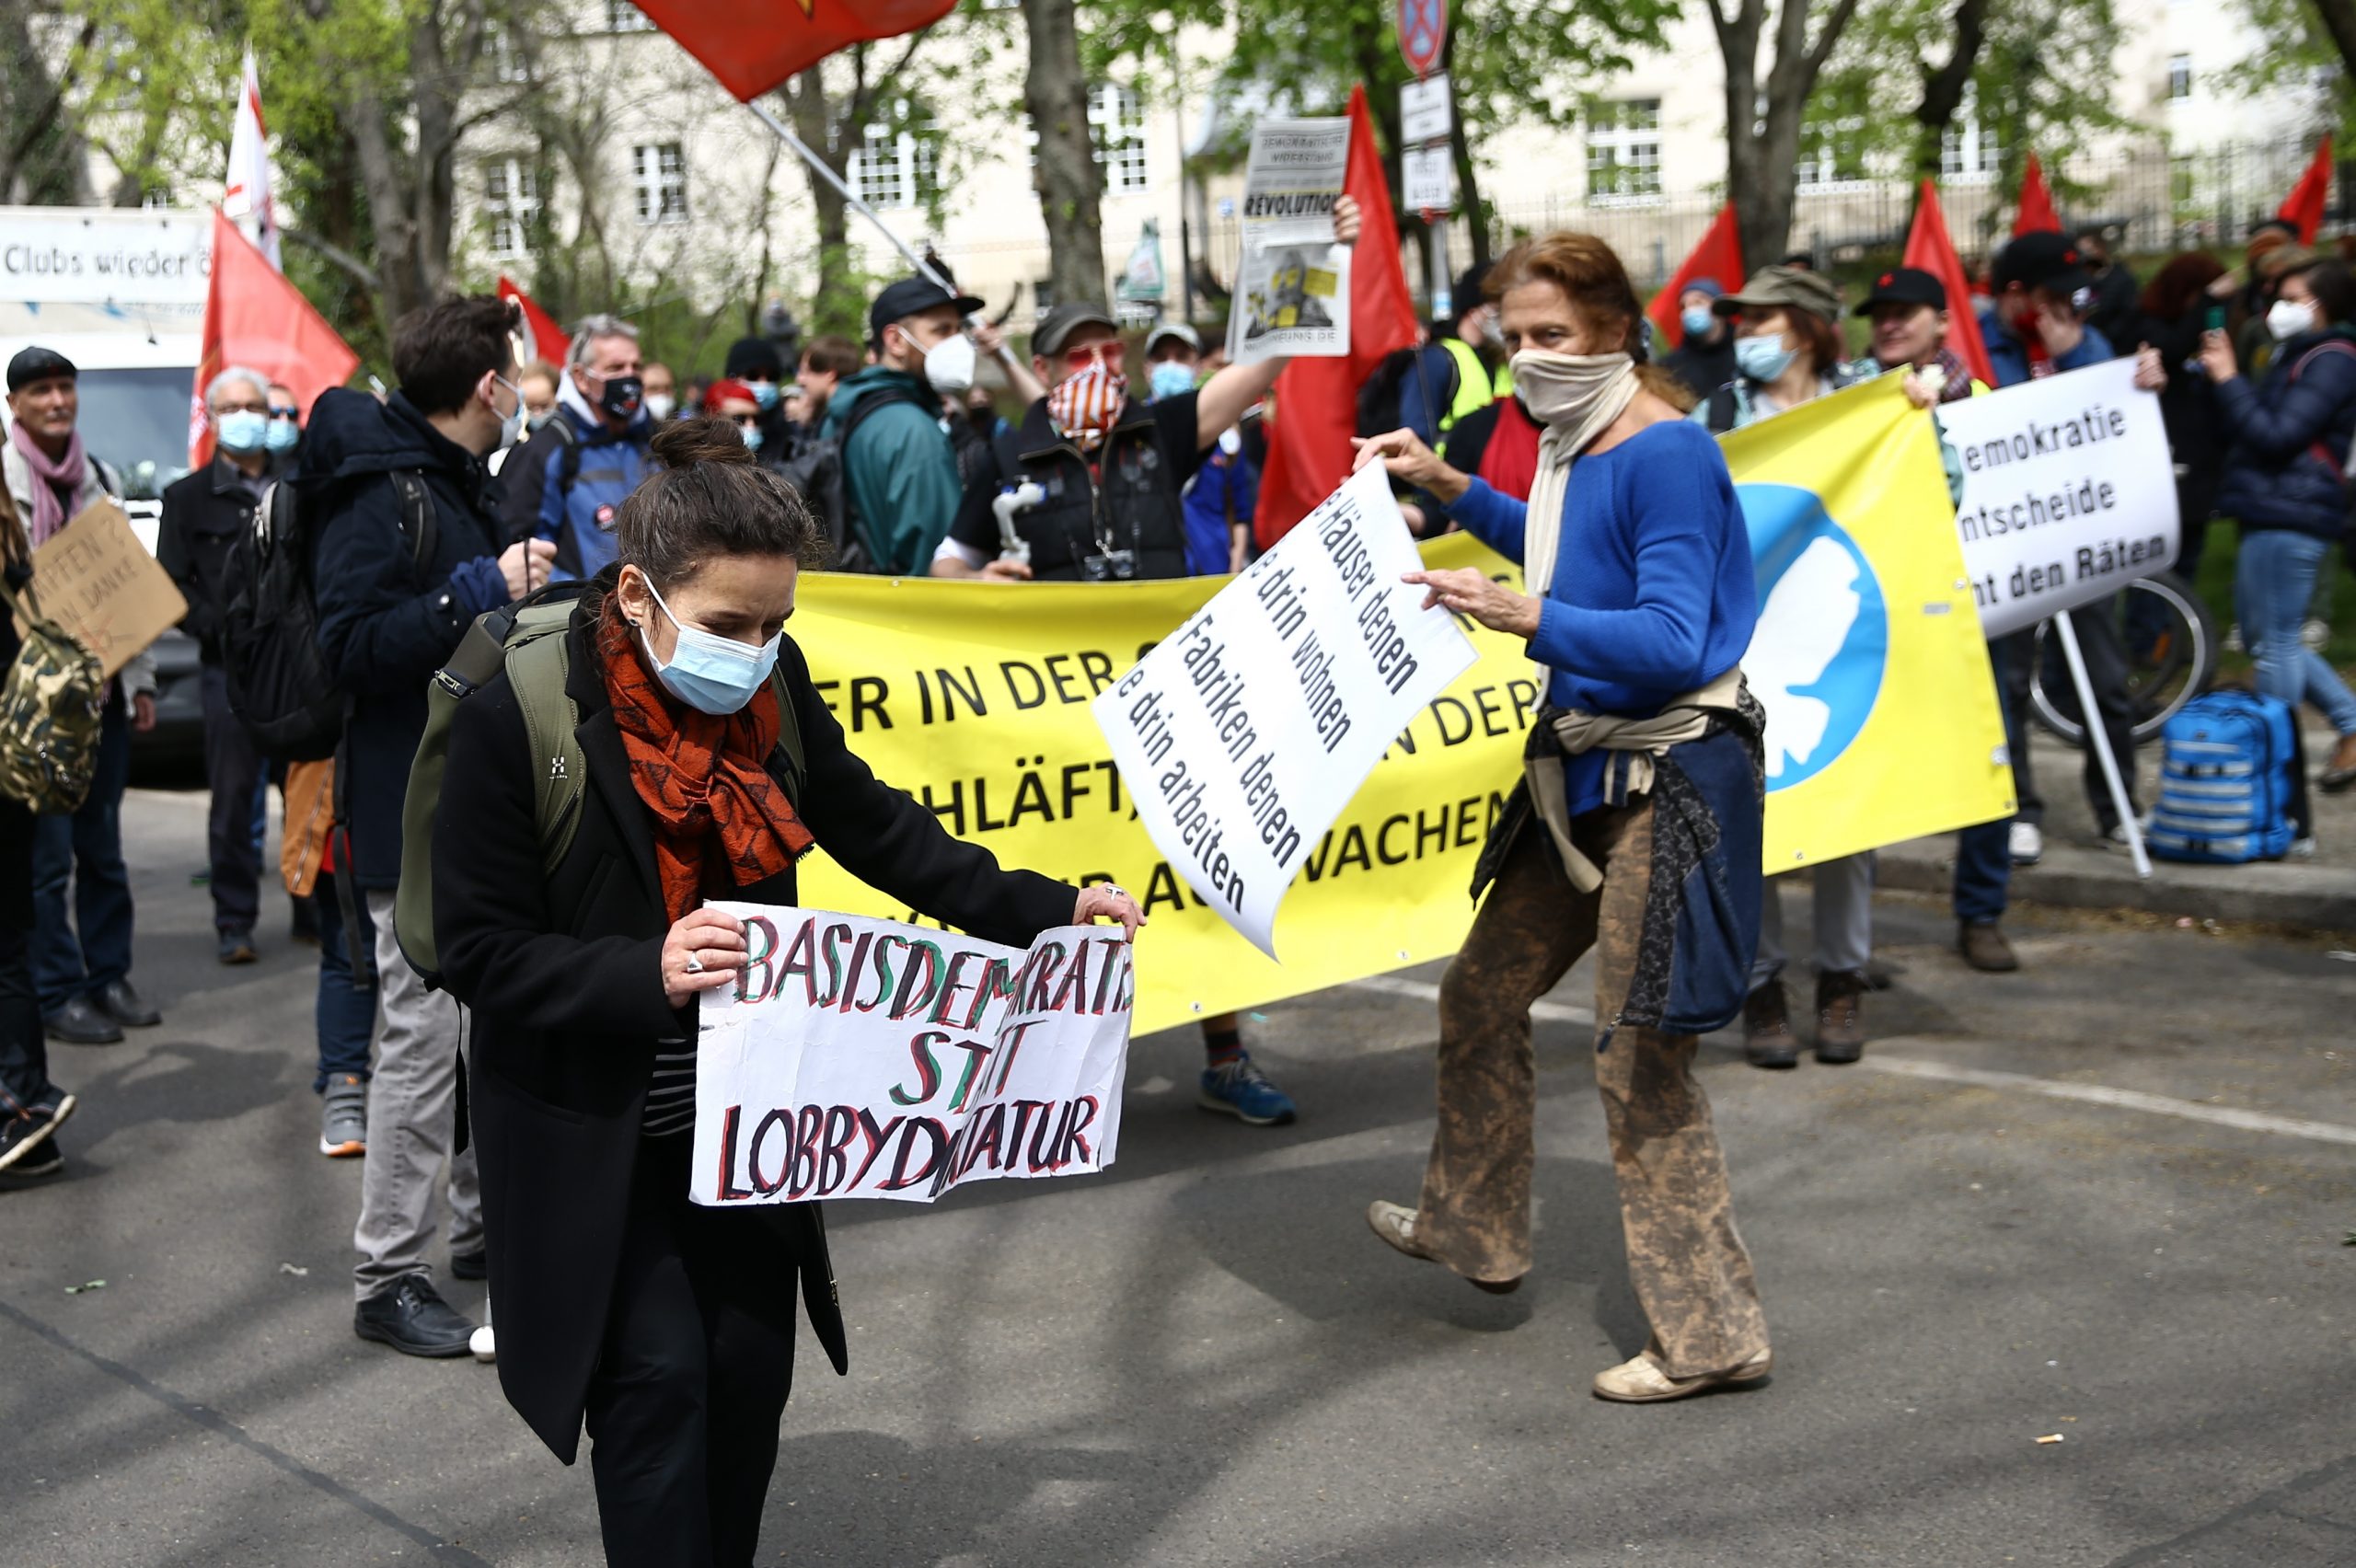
{"left": 2050, "top": 613, "right": 2151, "bottom": 880}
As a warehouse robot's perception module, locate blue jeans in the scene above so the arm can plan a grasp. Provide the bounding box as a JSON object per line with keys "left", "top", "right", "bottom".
{"left": 311, "top": 872, "right": 376, "bottom": 1092}
{"left": 1954, "top": 638, "right": 2018, "bottom": 925}
{"left": 32, "top": 699, "right": 134, "bottom": 1014}
{"left": 2236, "top": 529, "right": 2356, "bottom": 736}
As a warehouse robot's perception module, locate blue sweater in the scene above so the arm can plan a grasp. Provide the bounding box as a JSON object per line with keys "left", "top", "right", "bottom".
{"left": 1442, "top": 418, "right": 1758, "bottom": 815}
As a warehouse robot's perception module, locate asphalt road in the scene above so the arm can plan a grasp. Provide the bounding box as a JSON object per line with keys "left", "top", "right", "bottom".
{"left": 6, "top": 788, "right": 2355, "bottom": 1567}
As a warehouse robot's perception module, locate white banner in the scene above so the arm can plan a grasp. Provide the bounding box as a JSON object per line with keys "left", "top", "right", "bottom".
{"left": 690, "top": 908, "right": 1133, "bottom": 1206}
{"left": 0, "top": 207, "right": 212, "bottom": 307}
{"left": 1094, "top": 463, "right": 1477, "bottom": 955}
{"left": 1942, "top": 358, "right": 2179, "bottom": 637}
{"left": 1227, "top": 118, "right": 1352, "bottom": 365}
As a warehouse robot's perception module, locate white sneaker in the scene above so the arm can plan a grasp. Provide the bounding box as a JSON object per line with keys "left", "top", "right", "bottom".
{"left": 2009, "top": 821, "right": 2043, "bottom": 865}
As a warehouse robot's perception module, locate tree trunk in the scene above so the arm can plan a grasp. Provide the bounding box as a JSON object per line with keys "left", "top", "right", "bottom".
{"left": 1022, "top": 0, "right": 1108, "bottom": 309}
{"left": 0, "top": 14, "right": 93, "bottom": 203}
{"left": 1911, "top": 0, "right": 1992, "bottom": 182}
{"left": 2308, "top": 0, "right": 2356, "bottom": 85}
{"left": 1717, "top": 0, "right": 1862, "bottom": 271}
{"left": 345, "top": 87, "right": 426, "bottom": 323}
{"left": 783, "top": 68, "right": 860, "bottom": 339}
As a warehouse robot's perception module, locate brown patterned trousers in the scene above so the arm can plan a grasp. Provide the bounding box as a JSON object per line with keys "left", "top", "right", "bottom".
{"left": 1413, "top": 800, "right": 1770, "bottom": 1379}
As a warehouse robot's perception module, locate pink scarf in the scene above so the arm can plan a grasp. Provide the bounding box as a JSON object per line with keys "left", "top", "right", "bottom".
{"left": 10, "top": 420, "right": 88, "bottom": 546}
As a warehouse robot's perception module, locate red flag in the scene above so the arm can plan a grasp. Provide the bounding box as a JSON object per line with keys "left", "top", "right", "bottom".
{"left": 499, "top": 274, "right": 571, "bottom": 368}
{"left": 190, "top": 210, "right": 360, "bottom": 467}
{"left": 633, "top": 0, "right": 957, "bottom": 102}
{"left": 2013, "top": 152, "right": 2061, "bottom": 236}
{"left": 1902, "top": 180, "right": 1996, "bottom": 391}
{"left": 1254, "top": 86, "right": 1421, "bottom": 549}
{"left": 1645, "top": 202, "right": 1745, "bottom": 343}
{"left": 2279, "top": 137, "right": 2334, "bottom": 245}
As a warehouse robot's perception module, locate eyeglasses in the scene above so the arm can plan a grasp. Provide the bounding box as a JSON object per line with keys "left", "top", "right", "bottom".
{"left": 268, "top": 407, "right": 299, "bottom": 421}
{"left": 728, "top": 412, "right": 761, "bottom": 429}
{"left": 1061, "top": 340, "right": 1126, "bottom": 373}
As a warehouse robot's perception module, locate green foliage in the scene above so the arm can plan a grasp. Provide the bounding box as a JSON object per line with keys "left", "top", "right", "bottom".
{"left": 2226, "top": 0, "right": 2356, "bottom": 141}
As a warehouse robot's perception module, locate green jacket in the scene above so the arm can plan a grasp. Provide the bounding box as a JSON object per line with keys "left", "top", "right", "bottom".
{"left": 823, "top": 366, "right": 960, "bottom": 575}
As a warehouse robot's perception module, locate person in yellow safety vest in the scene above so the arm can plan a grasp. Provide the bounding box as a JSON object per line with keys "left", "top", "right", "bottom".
{"left": 1435, "top": 266, "right": 1515, "bottom": 445}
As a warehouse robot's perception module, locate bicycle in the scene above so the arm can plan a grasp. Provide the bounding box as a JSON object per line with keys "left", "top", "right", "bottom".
{"left": 2027, "top": 571, "right": 2219, "bottom": 746}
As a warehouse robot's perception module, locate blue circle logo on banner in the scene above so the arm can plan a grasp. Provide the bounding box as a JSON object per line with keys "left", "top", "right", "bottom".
{"left": 1738, "top": 482, "right": 1888, "bottom": 791}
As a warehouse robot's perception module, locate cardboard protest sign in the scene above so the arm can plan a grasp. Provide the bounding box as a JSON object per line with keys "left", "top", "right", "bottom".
{"left": 24, "top": 499, "right": 188, "bottom": 679}
{"left": 1228, "top": 118, "right": 1353, "bottom": 366}
{"left": 691, "top": 907, "right": 1132, "bottom": 1206}
{"left": 1093, "top": 462, "right": 1477, "bottom": 955}
{"left": 1941, "top": 358, "right": 2179, "bottom": 638}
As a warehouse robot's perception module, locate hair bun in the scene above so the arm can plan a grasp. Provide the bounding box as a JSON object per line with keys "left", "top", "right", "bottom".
{"left": 651, "top": 416, "right": 756, "bottom": 470}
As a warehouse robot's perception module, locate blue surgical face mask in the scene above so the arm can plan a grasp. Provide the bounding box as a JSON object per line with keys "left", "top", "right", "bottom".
{"left": 738, "top": 421, "right": 765, "bottom": 453}
{"left": 750, "top": 380, "right": 781, "bottom": 410}
{"left": 639, "top": 576, "right": 781, "bottom": 716}
{"left": 1681, "top": 306, "right": 1716, "bottom": 339}
{"left": 1149, "top": 362, "right": 1196, "bottom": 401}
{"left": 263, "top": 416, "right": 300, "bottom": 454}
{"left": 216, "top": 409, "right": 269, "bottom": 454}
{"left": 1735, "top": 333, "right": 1797, "bottom": 384}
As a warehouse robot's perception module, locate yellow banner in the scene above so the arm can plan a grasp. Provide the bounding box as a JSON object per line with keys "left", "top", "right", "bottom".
{"left": 793, "top": 536, "right": 1530, "bottom": 1036}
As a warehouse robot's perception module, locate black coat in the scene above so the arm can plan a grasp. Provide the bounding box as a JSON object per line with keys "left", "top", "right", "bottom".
{"left": 432, "top": 598, "right": 1074, "bottom": 1464}
{"left": 156, "top": 456, "right": 272, "bottom": 663}
{"left": 303, "top": 389, "right": 509, "bottom": 890}
{"left": 1662, "top": 332, "right": 1736, "bottom": 405}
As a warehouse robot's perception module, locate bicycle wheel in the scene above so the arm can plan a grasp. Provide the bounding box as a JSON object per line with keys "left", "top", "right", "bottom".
{"left": 2027, "top": 572, "right": 2218, "bottom": 747}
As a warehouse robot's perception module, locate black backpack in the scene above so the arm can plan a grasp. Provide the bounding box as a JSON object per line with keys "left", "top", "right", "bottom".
{"left": 1356, "top": 342, "right": 1461, "bottom": 447}
{"left": 221, "top": 472, "right": 435, "bottom": 762}
{"left": 777, "top": 386, "right": 935, "bottom": 574}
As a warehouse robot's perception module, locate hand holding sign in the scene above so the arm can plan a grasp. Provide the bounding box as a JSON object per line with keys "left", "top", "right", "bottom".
{"left": 664, "top": 907, "right": 749, "bottom": 1006}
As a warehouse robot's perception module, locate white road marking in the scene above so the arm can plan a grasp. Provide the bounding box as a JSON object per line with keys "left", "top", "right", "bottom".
{"left": 1346, "top": 978, "right": 2356, "bottom": 1147}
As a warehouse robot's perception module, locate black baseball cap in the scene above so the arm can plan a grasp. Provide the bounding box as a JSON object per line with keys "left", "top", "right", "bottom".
{"left": 1854, "top": 266, "right": 1947, "bottom": 316}
{"left": 6, "top": 346, "right": 75, "bottom": 393}
{"left": 1034, "top": 302, "right": 1121, "bottom": 356}
{"left": 1992, "top": 231, "right": 2093, "bottom": 299}
{"left": 868, "top": 276, "right": 984, "bottom": 344}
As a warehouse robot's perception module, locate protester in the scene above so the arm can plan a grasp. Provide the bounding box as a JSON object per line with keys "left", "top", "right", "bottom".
{"left": 305, "top": 294, "right": 555, "bottom": 1356}
{"left": 1438, "top": 266, "right": 1511, "bottom": 408}
{"left": 724, "top": 336, "right": 794, "bottom": 454}
{"left": 2076, "top": 229, "right": 2142, "bottom": 352}
{"left": 158, "top": 366, "right": 283, "bottom": 965}
{"left": 537, "top": 315, "right": 654, "bottom": 580}
{"left": 280, "top": 754, "right": 373, "bottom": 1158}
{"left": 824, "top": 277, "right": 985, "bottom": 575}
{"left": 642, "top": 362, "right": 677, "bottom": 423}
{"left": 520, "top": 361, "right": 560, "bottom": 428}
{"left": 498, "top": 359, "right": 571, "bottom": 539}
{"left": 701, "top": 377, "right": 768, "bottom": 455}
{"left": 1694, "top": 267, "right": 1876, "bottom": 1066}
{"left": 2235, "top": 243, "right": 2315, "bottom": 380}
{"left": 1981, "top": 231, "right": 2166, "bottom": 876}
{"left": 2137, "top": 252, "right": 2230, "bottom": 587}
{"left": 0, "top": 479, "right": 73, "bottom": 1178}
{"left": 430, "top": 417, "right": 1144, "bottom": 1562}
{"left": 1430, "top": 392, "right": 1540, "bottom": 511}
{"left": 1145, "top": 321, "right": 1202, "bottom": 398}
{"left": 1845, "top": 266, "right": 1973, "bottom": 397}
{"left": 3, "top": 347, "right": 160, "bottom": 1047}
{"left": 266, "top": 380, "right": 306, "bottom": 465}
{"left": 2201, "top": 255, "right": 2356, "bottom": 795}
{"left": 1660, "top": 277, "right": 1736, "bottom": 401}
{"left": 1354, "top": 231, "right": 1772, "bottom": 1403}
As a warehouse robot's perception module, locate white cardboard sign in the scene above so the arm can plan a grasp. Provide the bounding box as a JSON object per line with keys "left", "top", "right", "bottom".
{"left": 1093, "top": 463, "right": 1477, "bottom": 956}
{"left": 690, "top": 908, "right": 1132, "bottom": 1206}
{"left": 1942, "top": 357, "right": 2179, "bottom": 637}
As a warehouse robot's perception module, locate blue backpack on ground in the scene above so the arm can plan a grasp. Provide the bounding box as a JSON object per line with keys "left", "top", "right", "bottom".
{"left": 2147, "top": 691, "right": 2301, "bottom": 863}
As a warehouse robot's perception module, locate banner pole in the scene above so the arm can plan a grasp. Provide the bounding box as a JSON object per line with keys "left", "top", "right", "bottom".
{"left": 2051, "top": 612, "right": 2151, "bottom": 880}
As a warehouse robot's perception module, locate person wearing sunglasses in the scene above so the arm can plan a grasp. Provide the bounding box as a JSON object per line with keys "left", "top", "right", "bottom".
{"left": 700, "top": 377, "right": 772, "bottom": 459}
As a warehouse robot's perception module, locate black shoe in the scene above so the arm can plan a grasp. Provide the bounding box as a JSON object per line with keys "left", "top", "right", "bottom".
{"left": 216, "top": 929, "right": 260, "bottom": 965}
{"left": 450, "top": 1248, "right": 487, "bottom": 1282}
{"left": 354, "top": 1275, "right": 478, "bottom": 1358}
{"left": 44, "top": 996, "right": 123, "bottom": 1045}
{"left": 1741, "top": 980, "right": 1800, "bottom": 1069}
{"left": 99, "top": 980, "right": 161, "bottom": 1029}
{"left": 0, "top": 1095, "right": 72, "bottom": 1172}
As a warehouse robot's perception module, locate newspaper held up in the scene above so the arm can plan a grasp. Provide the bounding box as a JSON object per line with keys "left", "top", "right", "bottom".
{"left": 1227, "top": 118, "right": 1353, "bottom": 366}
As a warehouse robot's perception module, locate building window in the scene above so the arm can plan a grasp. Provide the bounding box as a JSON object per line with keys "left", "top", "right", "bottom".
{"left": 1090, "top": 84, "right": 1149, "bottom": 194}
{"left": 632, "top": 143, "right": 687, "bottom": 225}
{"left": 1940, "top": 104, "right": 2001, "bottom": 180}
{"left": 484, "top": 157, "right": 539, "bottom": 259}
{"left": 849, "top": 104, "right": 940, "bottom": 210}
{"left": 1586, "top": 98, "right": 1661, "bottom": 201}
{"left": 607, "top": 1, "right": 652, "bottom": 31}
{"left": 485, "top": 23, "right": 530, "bottom": 85}
{"left": 2167, "top": 53, "right": 2192, "bottom": 100}
{"left": 1796, "top": 116, "right": 1869, "bottom": 190}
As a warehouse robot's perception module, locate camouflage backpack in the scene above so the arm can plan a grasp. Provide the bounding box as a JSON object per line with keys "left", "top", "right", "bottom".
{"left": 0, "top": 505, "right": 105, "bottom": 814}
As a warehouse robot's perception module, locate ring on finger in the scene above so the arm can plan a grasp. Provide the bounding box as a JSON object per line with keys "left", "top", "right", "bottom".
{"left": 684, "top": 951, "right": 704, "bottom": 974}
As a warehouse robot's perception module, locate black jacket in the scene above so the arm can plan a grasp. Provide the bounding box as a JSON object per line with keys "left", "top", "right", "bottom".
{"left": 303, "top": 388, "right": 508, "bottom": 889}
{"left": 156, "top": 455, "right": 273, "bottom": 663}
{"left": 2140, "top": 308, "right": 2224, "bottom": 477}
{"left": 1662, "top": 331, "right": 1737, "bottom": 405}
{"left": 432, "top": 596, "right": 1075, "bottom": 1464}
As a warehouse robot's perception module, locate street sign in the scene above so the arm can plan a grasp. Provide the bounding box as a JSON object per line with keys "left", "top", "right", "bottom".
{"left": 1399, "top": 73, "right": 1452, "bottom": 145}
{"left": 1398, "top": 0, "right": 1448, "bottom": 78}
{"left": 1403, "top": 144, "right": 1454, "bottom": 213}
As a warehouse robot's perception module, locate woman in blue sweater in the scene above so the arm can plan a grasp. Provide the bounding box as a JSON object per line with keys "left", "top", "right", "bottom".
{"left": 1354, "top": 232, "right": 1772, "bottom": 1405}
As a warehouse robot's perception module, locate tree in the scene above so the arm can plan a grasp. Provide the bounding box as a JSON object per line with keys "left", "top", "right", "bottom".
{"left": 1024, "top": 0, "right": 1109, "bottom": 308}
{"left": 1711, "top": 0, "right": 1869, "bottom": 271}
{"left": 0, "top": 6, "right": 95, "bottom": 203}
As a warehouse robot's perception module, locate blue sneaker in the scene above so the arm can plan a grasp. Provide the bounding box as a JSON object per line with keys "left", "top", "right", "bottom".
{"left": 1198, "top": 1051, "right": 1297, "bottom": 1126}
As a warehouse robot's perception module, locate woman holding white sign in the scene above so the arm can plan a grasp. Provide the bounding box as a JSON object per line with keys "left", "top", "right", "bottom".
{"left": 1354, "top": 233, "right": 1773, "bottom": 1404}
{"left": 430, "top": 420, "right": 1142, "bottom": 1567}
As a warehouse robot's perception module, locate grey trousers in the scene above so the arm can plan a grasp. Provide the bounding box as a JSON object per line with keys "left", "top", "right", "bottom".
{"left": 1750, "top": 852, "right": 1873, "bottom": 989}
{"left": 353, "top": 889, "right": 481, "bottom": 1301}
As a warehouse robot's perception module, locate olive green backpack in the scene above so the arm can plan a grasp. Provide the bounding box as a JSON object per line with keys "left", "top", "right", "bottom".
{"left": 0, "top": 490, "right": 105, "bottom": 815}
{"left": 394, "top": 585, "right": 803, "bottom": 990}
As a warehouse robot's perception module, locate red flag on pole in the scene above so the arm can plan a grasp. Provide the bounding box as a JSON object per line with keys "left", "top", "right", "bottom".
{"left": 631, "top": 0, "right": 958, "bottom": 102}
{"left": 1645, "top": 202, "right": 1745, "bottom": 344}
{"left": 1254, "top": 86, "right": 1422, "bottom": 550}
{"left": 2278, "top": 137, "right": 2334, "bottom": 245}
{"left": 189, "top": 210, "right": 360, "bottom": 467}
{"left": 499, "top": 274, "right": 571, "bottom": 367}
{"left": 1902, "top": 179, "right": 1996, "bottom": 391}
{"left": 2013, "top": 151, "right": 2061, "bottom": 236}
